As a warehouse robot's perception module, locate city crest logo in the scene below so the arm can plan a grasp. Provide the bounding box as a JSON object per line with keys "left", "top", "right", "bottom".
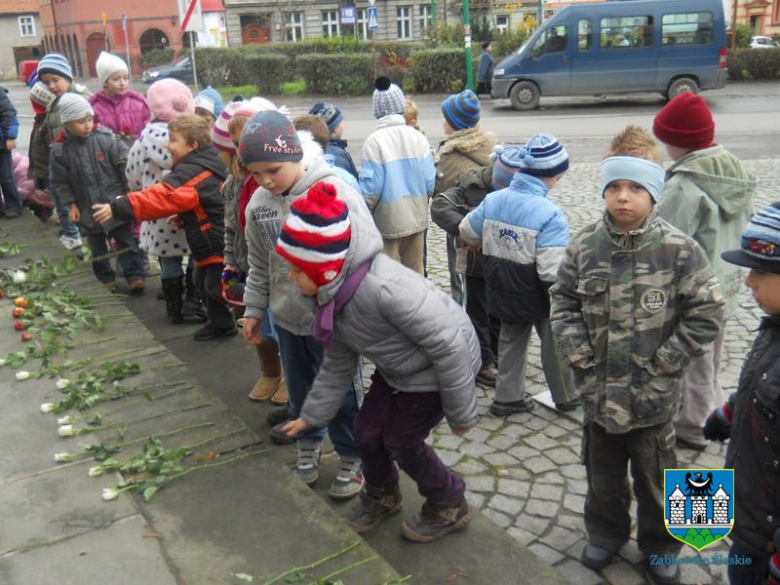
{"left": 664, "top": 468, "right": 734, "bottom": 551}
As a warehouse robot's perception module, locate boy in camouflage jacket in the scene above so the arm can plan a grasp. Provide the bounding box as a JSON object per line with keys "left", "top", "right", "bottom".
{"left": 550, "top": 147, "right": 723, "bottom": 583}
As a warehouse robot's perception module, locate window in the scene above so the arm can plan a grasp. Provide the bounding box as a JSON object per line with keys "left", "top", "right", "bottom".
{"left": 662, "top": 12, "right": 713, "bottom": 46}
{"left": 19, "top": 15, "right": 36, "bottom": 37}
{"left": 286, "top": 12, "right": 304, "bottom": 42}
{"left": 322, "top": 10, "right": 340, "bottom": 38}
{"left": 419, "top": 5, "right": 431, "bottom": 34}
{"left": 357, "top": 8, "right": 370, "bottom": 40}
{"left": 397, "top": 6, "right": 412, "bottom": 39}
{"left": 530, "top": 24, "right": 568, "bottom": 58}
{"left": 600, "top": 16, "right": 654, "bottom": 49}
{"left": 496, "top": 15, "right": 509, "bottom": 33}
{"left": 578, "top": 18, "right": 592, "bottom": 51}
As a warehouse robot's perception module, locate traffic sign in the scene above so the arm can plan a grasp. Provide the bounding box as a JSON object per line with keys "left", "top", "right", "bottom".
{"left": 367, "top": 6, "right": 379, "bottom": 31}
{"left": 178, "top": 0, "right": 203, "bottom": 32}
{"left": 340, "top": 6, "right": 356, "bottom": 25}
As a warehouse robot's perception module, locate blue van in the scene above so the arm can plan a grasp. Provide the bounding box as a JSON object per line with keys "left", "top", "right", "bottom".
{"left": 491, "top": 0, "right": 728, "bottom": 110}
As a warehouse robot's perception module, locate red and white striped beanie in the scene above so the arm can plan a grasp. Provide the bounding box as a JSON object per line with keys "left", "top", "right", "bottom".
{"left": 211, "top": 101, "right": 245, "bottom": 154}
{"left": 275, "top": 181, "right": 351, "bottom": 288}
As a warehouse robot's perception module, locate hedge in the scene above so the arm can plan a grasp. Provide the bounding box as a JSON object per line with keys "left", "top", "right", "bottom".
{"left": 410, "top": 48, "right": 468, "bottom": 93}
{"left": 193, "top": 48, "right": 292, "bottom": 89}
{"left": 726, "top": 48, "right": 780, "bottom": 80}
{"left": 296, "top": 53, "right": 375, "bottom": 95}
{"left": 141, "top": 47, "right": 175, "bottom": 68}
{"left": 244, "top": 53, "right": 290, "bottom": 95}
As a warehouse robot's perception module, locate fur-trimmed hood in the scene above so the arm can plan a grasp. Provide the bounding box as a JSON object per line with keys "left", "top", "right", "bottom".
{"left": 439, "top": 127, "right": 496, "bottom": 163}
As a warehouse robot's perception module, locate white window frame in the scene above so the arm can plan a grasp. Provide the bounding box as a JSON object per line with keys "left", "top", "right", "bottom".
{"left": 495, "top": 14, "right": 509, "bottom": 33}
{"left": 19, "top": 15, "right": 36, "bottom": 38}
{"left": 418, "top": 5, "right": 431, "bottom": 34}
{"left": 287, "top": 12, "right": 304, "bottom": 42}
{"left": 397, "top": 6, "right": 412, "bottom": 40}
{"left": 322, "top": 10, "right": 340, "bottom": 38}
{"left": 356, "top": 8, "right": 370, "bottom": 40}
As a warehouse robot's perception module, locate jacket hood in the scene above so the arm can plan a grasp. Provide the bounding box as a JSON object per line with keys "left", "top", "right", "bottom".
{"left": 176, "top": 143, "right": 227, "bottom": 182}
{"left": 376, "top": 114, "right": 406, "bottom": 130}
{"left": 298, "top": 130, "right": 324, "bottom": 169}
{"left": 508, "top": 172, "right": 549, "bottom": 198}
{"left": 461, "top": 165, "right": 493, "bottom": 191}
{"left": 668, "top": 146, "right": 756, "bottom": 218}
{"left": 439, "top": 128, "right": 496, "bottom": 164}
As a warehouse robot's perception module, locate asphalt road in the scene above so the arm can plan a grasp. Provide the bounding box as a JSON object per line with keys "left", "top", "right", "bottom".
{"left": 5, "top": 78, "right": 779, "bottom": 161}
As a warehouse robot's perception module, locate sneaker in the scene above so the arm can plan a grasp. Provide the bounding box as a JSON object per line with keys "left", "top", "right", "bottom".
{"left": 128, "top": 280, "right": 146, "bottom": 293}
{"left": 329, "top": 456, "right": 365, "bottom": 500}
{"left": 476, "top": 365, "right": 497, "bottom": 388}
{"left": 489, "top": 395, "right": 536, "bottom": 416}
{"left": 581, "top": 543, "right": 615, "bottom": 570}
{"left": 270, "top": 421, "right": 295, "bottom": 445}
{"left": 296, "top": 440, "right": 322, "bottom": 486}
{"left": 266, "top": 406, "right": 289, "bottom": 427}
{"left": 4, "top": 208, "right": 21, "bottom": 219}
{"left": 193, "top": 325, "right": 238, "bottom": 341}
{"left": 346, "top": 483, "right": 403, "bottom": 533}
{"left": 59, "top": 234, "right": 83, "bottom": 251}
{"left": 555, "top": 398, "right": 581, "bottom": 412}
{"left": 646, "top": 558, "right": 681, "bottom": 585}
{"left": 400, "top": 496, "right": 473, "bottom": 543}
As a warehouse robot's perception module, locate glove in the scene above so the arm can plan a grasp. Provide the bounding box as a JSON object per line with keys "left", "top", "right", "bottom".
{"left": 702, "top": 404, "right": 731, "bottom": 442}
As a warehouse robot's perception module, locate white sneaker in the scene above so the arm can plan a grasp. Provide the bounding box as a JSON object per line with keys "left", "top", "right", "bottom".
{"left": 59, "top": 234, "right": 83, "bottom": 250}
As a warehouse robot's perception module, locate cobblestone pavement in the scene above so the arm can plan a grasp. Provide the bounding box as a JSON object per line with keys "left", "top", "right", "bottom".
{"left": 417, "top": 158, "right": 778, "bottom": 585}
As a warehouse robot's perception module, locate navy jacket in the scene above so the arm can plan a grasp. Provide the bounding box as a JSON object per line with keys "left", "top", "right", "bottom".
{"left": 0, "top": 87, "right": 19, "bottom": 149}
{"left": 325, "top": 138, "right": 358, "bottom": 180}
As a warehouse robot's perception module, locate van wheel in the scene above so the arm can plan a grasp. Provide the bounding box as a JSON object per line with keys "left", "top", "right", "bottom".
{"left": 510, "top": 81, "right": 541, "bottom": 111}
{"left": 667, "top": 77, "right": 699, "bottom": 99}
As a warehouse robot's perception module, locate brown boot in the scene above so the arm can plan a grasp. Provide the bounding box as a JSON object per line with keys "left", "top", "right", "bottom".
{"left": 400, "top": 495, "right": 472, "bottom": 543}
{"left": 346, "top": 483, "right": 402, "bottom": 533}
{"left": 270, "top": 376, "right": 288, "bottom": 405}
{"left": 248, "top": 338, "right": 282, "bottom": 401}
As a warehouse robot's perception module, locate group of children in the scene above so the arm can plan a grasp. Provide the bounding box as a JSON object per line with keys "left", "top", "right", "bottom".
{"left": 5, "top": 51, "right": 780, "bottom": 582}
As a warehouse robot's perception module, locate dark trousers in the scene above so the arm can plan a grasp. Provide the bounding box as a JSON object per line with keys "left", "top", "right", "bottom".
{"left": 86, "top": 224, "right": 146, "bottom": 284}
{"left": 194, "top": 263, "right": 235, "bottom": 330}
{"left": 465, "top": 275, "right": 499, "bottom": 366}
{"left": 446, "top": 234, "right": 463, "bottom": 305}
{"left": 476, "top": 82, "right": 492, "bottom": 97}
{"left": 0, "top": 149, "right": 22, "bottom": 213}
{"left": 583, "top": 419, "right": 682, "bottom": 556}
{"left": 355, "top": 371, "right": 465, "bottom": 504}
{"left": 727, "top": 541, "right": 768, "bottom": 584}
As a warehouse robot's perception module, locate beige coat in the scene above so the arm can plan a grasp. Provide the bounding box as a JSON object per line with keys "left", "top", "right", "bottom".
{"left": 435, "top": 128, "right": 496, "bottom": 195}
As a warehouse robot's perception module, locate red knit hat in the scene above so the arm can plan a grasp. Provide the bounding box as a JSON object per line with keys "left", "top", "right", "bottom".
{"left": 653, "top": 93, "right": 715, "bottom": 150}
{"left": 275, "top": 182, "right": 351, "bottom": 288}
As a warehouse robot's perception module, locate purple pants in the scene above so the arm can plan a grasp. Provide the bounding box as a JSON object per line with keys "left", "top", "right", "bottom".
{"left": 355, "top": 371, "right": 465, "bottom": 504}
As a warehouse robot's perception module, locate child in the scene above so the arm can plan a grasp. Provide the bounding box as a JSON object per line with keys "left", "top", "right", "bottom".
{"left": 278, "top": 181, "right": 480, "bottom": 542}
{"left": 25, "top": 80, "right": 57, "bottom": 220}
{"left": 705, "top": 203, "right": 780, "bottom": 584}
{"left": 549, "top": 151, "right": 724, "bottom": 583}
{"left": 240, "top": 110, "right": 380, "bottom": 500}
{"left": 127, "top": 79, "right": 204, "bottom": 323}
{"left": 308, "top": 102, "right": 358, "bottom": 180}
{"left": 194, "top": 86, "right": 224, "bottom": 127}
{"left": 403, "top": 97, "right": 418, "bottom": 128}
{"left": 93, "top": 114, "right": 235, "bottom": 341}
{"left": 436, "top": 89, "right": 495, "bottom": 307}
{"left": 49, "top": 94, "right": 145, "bottom": 292}
{"left": 292, "top": 114, "right": 360, "bottom": 194}
{"left": 459, "top": 136, "right": 578, "bottom": 414}
{"left": 89, "top": 52, "right": 151, "bottom": 144}
{"left": 360, "top": 77, "right": 436, "bottom": 274}
{"left": 0, "top": 83, "right": 22, "bottom": 218}
{"left": 653, "top": 93, "right": 757, "bottom": 451}
{"left": 30, "top": 53, "right": 91, "bottom": 250}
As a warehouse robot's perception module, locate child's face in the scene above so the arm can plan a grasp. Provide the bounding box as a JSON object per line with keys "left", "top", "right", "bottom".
{"left": 167, "top": 131, "right": 197, "bottom": 165}
{"left": 745, "top": 269, "right": 780, "bottom": 315}
{"left": 604, "top": 179, "right": 653, "bottom": 233}
{"left": 104, "top": 72, "right": 129, "bottom": 97}
{"left": 40, "top": 73, "right": 70, "bottom": 97}
{"left": 288, "top": 264, "right": 318, "bottom": 297}
{"left": 65, "top": 115, "right": 94, "bottom": 138}
{"left": 247, "top": 160, "right": 304, "bottom": 195}
{"left": 195, "top": 108, "right": 216, "bottom": 127}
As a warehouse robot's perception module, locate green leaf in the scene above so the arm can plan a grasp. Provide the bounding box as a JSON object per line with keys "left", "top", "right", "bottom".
{"left": 143, "top": 486, "right": 159, "bottom": 501}
{"left": 284, "top": 571, "right": 305, "bottom": 583}
{"left": 233, "top": 574, "right": 254, "bottom": 583}
{"left": 144, "top": 391, "right": 154, "bottom": 402}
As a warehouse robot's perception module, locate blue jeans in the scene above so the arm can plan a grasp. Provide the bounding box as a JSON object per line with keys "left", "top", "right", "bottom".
{"left": 159, "top": 255, "right": 186, "bottom": 279}
{"left": 276, "top": 326, "right": 359, "bottom": 457}
{"left": 48, "top": 180, "right": 79, "bottom": 238}
{"left": 0, "top": 149, "right": 22, "bottom": 213}
{"left": 86, "top": 224, "right": 146, "bottom": 284}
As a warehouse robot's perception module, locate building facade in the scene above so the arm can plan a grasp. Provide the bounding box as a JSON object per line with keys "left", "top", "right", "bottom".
{"left": 0, "top": 0, "right": 42, "bottom": 81}
{"left": 734, "top": 0, "right": 780, "bottom": 37}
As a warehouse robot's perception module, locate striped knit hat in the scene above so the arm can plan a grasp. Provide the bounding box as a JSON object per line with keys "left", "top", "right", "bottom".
{"left": 722, "top": 202, "right": 780, "bottom": 274}
{"left": 275, "top": 181, "right": 352, "bottom": 288}
{"left": 372, "top": 77, "right": 405, "bottom": 119}
{"left": 491, "top": 144, "right": 525, "bottom": 190}
{"left": 212, "top": 101, "right": 245, "bottom": 154}
{"left": 309, "top": 102, "right": 344, "bottom": 133}
{"left": 38, "top": 53, "right": 73, "bottom": 81}
{"left": 515, "top": 134, "right": 569, "bottom": 178}
{"left": 442, "top": 89, "right": 481, "bottom": 131}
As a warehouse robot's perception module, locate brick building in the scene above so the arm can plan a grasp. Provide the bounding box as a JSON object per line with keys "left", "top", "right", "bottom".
{"left": 0, "top": 0, "right": 42, "bottom": 81}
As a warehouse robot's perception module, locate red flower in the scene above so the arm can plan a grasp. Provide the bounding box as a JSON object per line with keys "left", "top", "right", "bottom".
{"left": 0, "top": 291, "right": 4, "bottom": 299}
{"left": 12, "top": 308, "right": 24, "bottom": 318}
{"left": 14, "top": 298, "right": 28, "bottom": 308}
{"left": 13, "top": 320, "right": 25, "bottom": 331}
{"left": 21, "top": 332, "right": 31, "bottom": 342}
{"left": 96, "top": 152, "right": 106, "bottom": 162}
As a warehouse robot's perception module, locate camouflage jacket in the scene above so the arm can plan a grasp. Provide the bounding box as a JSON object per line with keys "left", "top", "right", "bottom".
{"left": 550, "top": 209, "right": 724, "bottom": 434}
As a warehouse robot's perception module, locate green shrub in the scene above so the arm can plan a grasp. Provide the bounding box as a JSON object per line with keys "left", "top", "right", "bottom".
{"left": 424, "top": 23, "right": 466, "bottom": 48}
{"left": 726, "top": 48, "right": 780, "bottom": 80}
{"left": 296, "top": 53, "right": 375, "bottom": 95}
{"left": 410, "top": 48, "right": 468, "bottom": 92}
{"left": 194, "top": 48, "right": 249, "bottom": 87}
{"left": 492, "top": 28, "right": 531, "bottom": 61}
{"left": 140, "top": 47, "right": 175, "bottom": 68}
{"left": 244, "top": 53, "right": 290, "bottom": 94}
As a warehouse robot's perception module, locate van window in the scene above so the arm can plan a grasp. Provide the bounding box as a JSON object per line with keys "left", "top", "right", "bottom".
{"left": 531, "top": 24, "right": 568, "bottom": 58}
{"left": 600, "top": 16, "right": 654, "bottom": 49}
{"left": 578, "top": 19, "right": 593, "bottom": 51}
{"left": 662, "top": 12, "right": 714, "bottom": 46}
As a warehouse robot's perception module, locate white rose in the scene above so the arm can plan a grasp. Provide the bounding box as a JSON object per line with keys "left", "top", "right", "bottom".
{"left": 12, "top": 270, "right": 27, "bottom": 284}
{"left": 57, "top": 415, "right": 75, "bottom": 425}
{"left": 58, "top": 424, "right": 75, "bottom": 437}
{"left": 88, "top": 466, "right": 104, "bottom": 477}
{"left": 54, "top": 453, "right": 74, "bottom": 463}
{"left": 55, "top": 378, "right": 70, "bottom": 390}
{"left": 0, "top": 359, "right": 6, "bottom": 367}
{"left": 15, "top": 370, "right": 30, "bottom": 381}
{"left": 40, "top": 403, "right": 55, "bottom": 413}
{"left": 102, "top": 488, "right": 119, "bottom": 501}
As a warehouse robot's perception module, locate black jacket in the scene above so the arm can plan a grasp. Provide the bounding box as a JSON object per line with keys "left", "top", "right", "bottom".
{"left": 726, "top": 315, "right": 780, "bottom": 556}
{"left": 0, "top": 86, "right": 19, "bottom": 148}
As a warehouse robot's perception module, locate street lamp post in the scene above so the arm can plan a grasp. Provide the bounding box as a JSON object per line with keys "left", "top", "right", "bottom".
{"left": 463, "top": 0, "right": 474, "bottom": 90}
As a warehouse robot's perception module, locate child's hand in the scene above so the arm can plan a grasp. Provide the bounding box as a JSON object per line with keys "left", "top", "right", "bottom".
{"left": 282, "top": 418, "right": 311, "bottom": 437}
{"left": 452, "top": 428, "right": 470, "bottom": 437}
{"left": 166, "top": 215, "right": 184, "bottom": 228}
{"left": 92, "top": 204, "right": 113, "bottom": 224}
{"left": 243, "top": 317, "right": 262, "bottom": 345}
{"left": 68, "top": 204, "right": 80, "bottom": 223}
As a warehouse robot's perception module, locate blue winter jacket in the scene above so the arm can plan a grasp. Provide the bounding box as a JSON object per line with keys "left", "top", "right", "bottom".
{"left": 459, "top": 172, "right": 570, "bottom": 322}
{"left": 0, "top": 87, "right": 19, "bottom": 149}
{"left": 325, "top": 138, "right": 359, "bottom": 180}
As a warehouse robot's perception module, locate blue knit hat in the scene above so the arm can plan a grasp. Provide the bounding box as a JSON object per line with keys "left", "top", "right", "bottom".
{"left": 238, "top": 109, "right": 303, "bottom": 167}
{"left": 442, "top": 89, "right": 481, "bottom": 131}
{"left": 372, "top": 77, "right": 405, "bottom": 119}
{"left": 37, "top": 53, "right": 73, "bottom": 81}
{"left": 491, "top": 145, "right": 525, "bottom": 190}
{"left": 194, "top": 86, "right": 224, "bottom": 119}
{"left": 722, "top": 202, "right": 780, "bottom": 274}
{"left": 515, "top": 134, "right": 570, "bottom": 178}
{"left": 309, "top": 102, "right": 344, "bottom": 134}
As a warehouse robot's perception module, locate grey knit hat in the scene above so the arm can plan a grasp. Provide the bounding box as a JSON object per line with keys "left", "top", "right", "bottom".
{"left": 372, "top": 77, "right": 405, "bottom": 119}
{"left": 238, "top": 109, "right": 303, "bottom": 166}
{"left": 59, "top": 93, "right": 94, "bottom": 124}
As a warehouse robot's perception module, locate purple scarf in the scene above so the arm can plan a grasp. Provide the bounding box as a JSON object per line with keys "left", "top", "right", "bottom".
{"left": 312, "top": 260, "right": 372, "bottom": 347}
